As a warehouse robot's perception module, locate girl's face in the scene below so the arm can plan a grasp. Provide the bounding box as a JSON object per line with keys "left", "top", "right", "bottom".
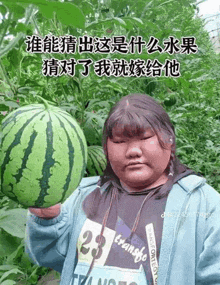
{"left": 107, "top": 127, "right": 172, "bottom": 192}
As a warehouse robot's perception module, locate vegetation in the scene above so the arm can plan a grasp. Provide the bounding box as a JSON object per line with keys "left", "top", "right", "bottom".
{"left": 0, "top": 0, "right": 219, "bottom": 283}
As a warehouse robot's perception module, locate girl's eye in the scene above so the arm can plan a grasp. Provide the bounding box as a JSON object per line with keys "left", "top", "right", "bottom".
{"left": 114, "top": 141, "right": 125, "bottom": 144}
{"left": 141, "top": 136, "right": 152, "bottom": 140}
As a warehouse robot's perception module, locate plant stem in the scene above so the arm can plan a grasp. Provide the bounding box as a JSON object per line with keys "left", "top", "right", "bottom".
{"left": 35, "top": 95, "right": 50, "bottom": 109}
{"left": 0, "top": 59, "right": 16, "bottom": 97}
{"left": 0, "top": 13, "right": 12, "bottom": 48}
{"left": 0, "top": 4, "right": 35, "bottom": 58}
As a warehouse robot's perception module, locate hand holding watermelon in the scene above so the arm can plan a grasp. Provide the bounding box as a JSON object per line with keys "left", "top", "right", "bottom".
{"left": 29, "top": 204, "right": 61, "bottom": 219}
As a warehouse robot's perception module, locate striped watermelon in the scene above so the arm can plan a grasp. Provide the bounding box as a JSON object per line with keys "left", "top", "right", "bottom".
{"left": 86, "top": 145, "right": 106, "bottom": 176}
{"left": 0, "top": 102, "right": 87, "bottom": 208}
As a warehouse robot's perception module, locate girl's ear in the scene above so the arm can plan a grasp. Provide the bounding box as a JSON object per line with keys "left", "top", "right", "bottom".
{"left": 158, "top": 132, "right": 173, "bottom": 149}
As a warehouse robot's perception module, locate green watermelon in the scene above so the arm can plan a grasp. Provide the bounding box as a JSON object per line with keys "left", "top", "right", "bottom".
{"left": 86, "top": 145, "right": 106, "bottom": 176}
{"left": 163, "top": 94, "right": 177, "bottom": 107}
{"left": 0, "top": 102, "right": 87, "bottom": 208}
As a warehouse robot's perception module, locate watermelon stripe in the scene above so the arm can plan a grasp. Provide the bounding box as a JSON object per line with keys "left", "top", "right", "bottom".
{"left": 89, "top": 148, "right": 106, "bottom": 169}
{"left": 89, "top": 152, "right": 105, "bottom": 172}
{"left": 2, "top": 110, "right": 45, "bottom": 141}
{"left": 1, "top": 111, "right": 44, "bottom": 195}
{"left": 88, "top": 150, "right": 103, "bottom": 174}
{"left": 87, "top": 152, "right": 97, "bottom": 176}
{"left": 55, "top": 113, "right": 87, "bottom": 180}
{"left": 89, "top": 148, "right": 106, "bottom": 171}
{"left": 52, "top": 115, "right": 75, "bottom": 203}
{"left": 13, "top": 130, "right": 38, "bottom": 184}
{"left": 35, "top": 114, "right": 56, "bottom": 207}
{"left": 2, "top": 106, "right": 43, "bottom": 131}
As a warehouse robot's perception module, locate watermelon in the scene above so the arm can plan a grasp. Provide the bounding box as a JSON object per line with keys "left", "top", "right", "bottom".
{"left": 0, "top": 102, "right": 87, "bottom": 208}
{"left": 86, "top": 145, "right": 106, "bottom": 176}
{"left": 163, "top": 94, "right": 177, "bottom": 107}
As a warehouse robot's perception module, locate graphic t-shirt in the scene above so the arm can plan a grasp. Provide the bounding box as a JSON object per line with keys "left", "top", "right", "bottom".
{"left": 70, "top": 182, "right": 167, "bottom": 285}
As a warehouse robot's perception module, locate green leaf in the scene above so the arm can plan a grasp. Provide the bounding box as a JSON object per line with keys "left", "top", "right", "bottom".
{"left": 0, "top": 280, "right": 16, "bottom": 285}
{"left": 0, "top": 4, "right": 7, "bottom": 16}
{"left": 2, "top": 101, "right": 20, "bottom": 108}
{"left": 27, "top": 265, "right": 39, "bottom": 283}
{"left": 17, "top": 87, "right": 32, "bottom": 94}
{"left": 83, "top": 124, "right": 98, "bottom": 145}
{"left": 55, "top": 2, "right": 85, "bottom": 28}
{"left": 0, "top": 268, "right": 24, "bottom": 284}
{"left": 81, "top": 0, "right": 94, "bottom": 14}
{"left": 19, "top": 252, "right": 33, "bottom": 269}
{"left": 5, "top": 240, "right": 25, "bottom": 265}
{"left": 0, "top": 33, "right": 24, "bottom": 59}
{"left": 37, "top": 3, "right": 53, "bottom": 18}
{"left": 157, "top": 0, "right": 176, "bottom": 8}
{"left": 82, "top": 111, "right": 105, "bottom": 145}
{"left": 60, "top": 104, "right": 78, "bottom": 115}
{"left": 1, "top": 0, "right": 85, "bottom": 28}
{"left": 86, "top": 98, "right": 111, "bottom": 111}
{"left": 6, "top": 3, "right": 25, "bottom": 20}
{"left": 86, "top": 17, "right": 128, "bottom": 30}
{"left": 178, "top": 144, "right": 195, "bottom": 149}
{"left": 24, "top": 78, "right": 44, "bottom": 87}
{"left": 144, "top": 20, "right": 158, "bottom": 30}
{"left": 15, "top": 22, "right": 27, "bottom": 33}
{"left": 0, "top": 57, "right": 10, "bottom": 68}
{"left": 189, "top": 74, "right": 210, "bottom": 82}
{"left": 132, "top": 17, "right": 143, "bottom": 25}
{"left": 7, "top": 48, "right": 21, "bottom": 68}
{"left": 111, "top": 0, "right": 127, "bottom": 12}
{"left": 0, "top": 105, "right": 9, "bottom": 112}
{"left": 113, "top": 17, "right": 126, "bottom": 26}
{"left": 0, "top": 208, "right": 28, "bottom": 238}
{"left": 122, "top": 18, "right": 133, "bottom": 30}
{"left": 37, "top": 2, "right": 85, "bottom": 28}
{"left": 0, "top": 265, "right": 18, "bottom": 272}
{"left": 0, "top": 230, "right": 20, "bottom": 258}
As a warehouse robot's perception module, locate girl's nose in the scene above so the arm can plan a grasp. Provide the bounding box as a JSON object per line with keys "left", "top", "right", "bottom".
{"left": 125, "top": 143, "right": 142, "bottom": 157}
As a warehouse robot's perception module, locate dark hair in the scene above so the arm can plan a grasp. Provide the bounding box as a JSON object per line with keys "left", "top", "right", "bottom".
{"left": 99, "top": 93, "right": 193, "bottom": 199}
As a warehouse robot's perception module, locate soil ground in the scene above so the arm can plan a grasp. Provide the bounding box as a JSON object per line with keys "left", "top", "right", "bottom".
{"left": 36, "top": 270, "right": 60, "bottom": 285}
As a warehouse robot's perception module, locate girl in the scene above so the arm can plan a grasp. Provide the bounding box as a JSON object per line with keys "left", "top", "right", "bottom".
{"left": 26, "top": 94, "right": 220, "bottom": 285}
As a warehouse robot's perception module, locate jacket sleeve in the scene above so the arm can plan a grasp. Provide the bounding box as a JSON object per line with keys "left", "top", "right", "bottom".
{"left": 24, "top": 188, "right": 81, "bottom": 273}
{"left": 196, "top": 186, "right": 220, "bottom": 284}
{"left": 24, "top": 176, "right": 100, "bottom": 273}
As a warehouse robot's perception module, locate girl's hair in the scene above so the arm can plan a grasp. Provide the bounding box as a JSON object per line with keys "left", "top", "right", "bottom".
{"left": 99, "top": 93, "right": 194, "bottom": 199}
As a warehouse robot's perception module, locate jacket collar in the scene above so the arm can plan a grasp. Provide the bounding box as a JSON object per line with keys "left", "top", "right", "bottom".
{"left": 78, "top": 176, "right": 100, "bottom": 189}
{"left": 177, "top": 174, "right": 206, "bottom": 193}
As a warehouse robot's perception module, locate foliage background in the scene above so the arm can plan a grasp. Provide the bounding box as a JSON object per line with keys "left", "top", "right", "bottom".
{"left": 0, "top": 0, "right": 219, "bottom": 283}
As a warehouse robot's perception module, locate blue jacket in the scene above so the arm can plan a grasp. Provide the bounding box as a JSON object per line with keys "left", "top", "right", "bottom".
{"left": 25, "top": 175, "right": 220, "bottom": 285}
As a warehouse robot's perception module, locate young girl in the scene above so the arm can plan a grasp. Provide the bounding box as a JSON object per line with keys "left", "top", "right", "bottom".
{"left": 26, "top": 94, "right": 220, "bottom": 285}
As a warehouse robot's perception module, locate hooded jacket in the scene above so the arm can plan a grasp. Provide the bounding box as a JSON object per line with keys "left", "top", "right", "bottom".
{"left": 25, "top": 174, "right": 220, "bottom": 285}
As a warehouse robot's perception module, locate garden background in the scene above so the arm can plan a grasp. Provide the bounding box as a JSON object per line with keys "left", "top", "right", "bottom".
{"left": 0, "top": 0, "right": 220, "bottom": 284}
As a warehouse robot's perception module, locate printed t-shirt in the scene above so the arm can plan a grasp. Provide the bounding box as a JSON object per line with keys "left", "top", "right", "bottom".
{"left": 70, "top": 182, "right": 167, "bottom": 285}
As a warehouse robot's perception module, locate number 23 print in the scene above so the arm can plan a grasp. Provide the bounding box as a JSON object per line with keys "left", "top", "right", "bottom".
{"left": 77, "top": 219, "right": 115, "bottom": 266}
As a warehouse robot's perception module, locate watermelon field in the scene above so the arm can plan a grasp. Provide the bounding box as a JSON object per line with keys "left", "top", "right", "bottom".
{"left": 0, "top": 0, "right": 220, "bottom": 283}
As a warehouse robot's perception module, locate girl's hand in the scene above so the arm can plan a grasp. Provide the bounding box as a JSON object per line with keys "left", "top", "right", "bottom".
{"left": 29, "top": 204, "right": 61, "bottom": 219}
